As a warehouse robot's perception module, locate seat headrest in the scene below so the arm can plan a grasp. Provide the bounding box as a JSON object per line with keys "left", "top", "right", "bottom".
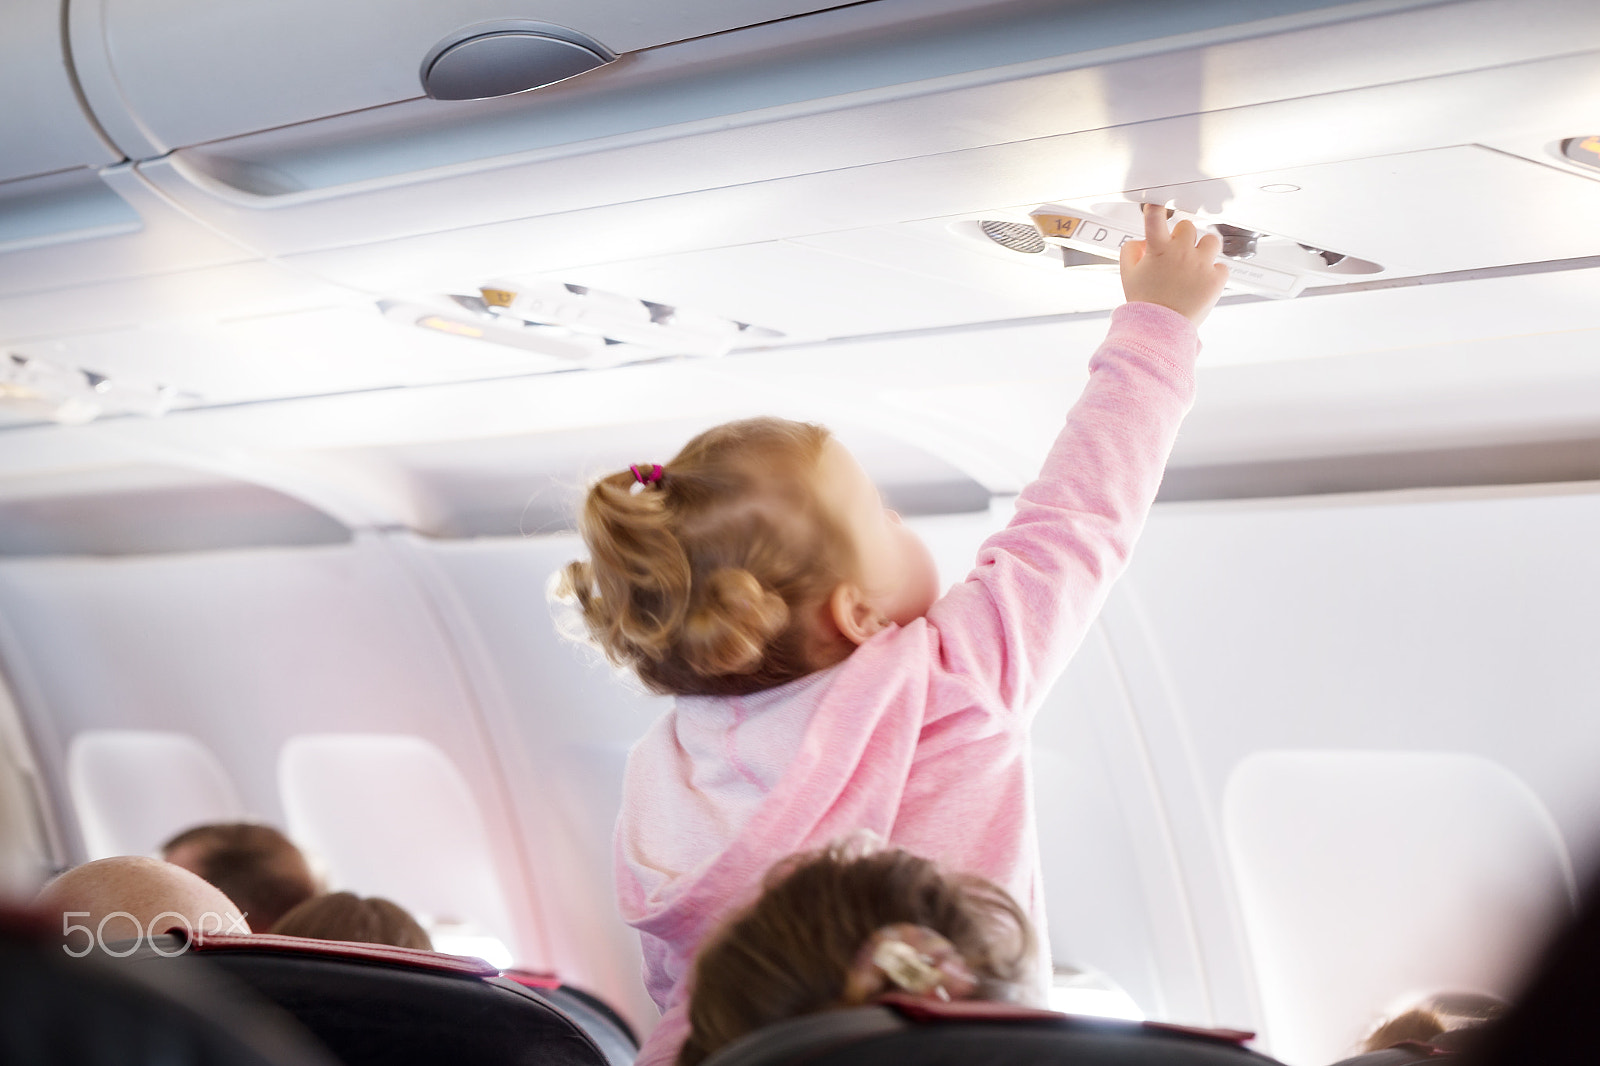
{"left": 704, "top": 996, "right": 1275, "bottom": 1066}
{"left": 179, "top": 928, "right": 500, "bottom": 975}
{"left": 2, "top": 907, "right": 338, "bottom": 1066}
{"left": 115, "top": 933, "right": 635, "bottom": 1066}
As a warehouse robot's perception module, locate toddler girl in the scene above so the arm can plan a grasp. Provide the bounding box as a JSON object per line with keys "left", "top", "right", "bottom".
{"left": 557, "top": 204, "right": 1227, "bottom": 1066}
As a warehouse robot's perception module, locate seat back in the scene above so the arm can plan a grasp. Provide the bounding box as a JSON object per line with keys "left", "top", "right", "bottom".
{"left": 704, "top": 996, "right": 1279, "bottom": 1066}
{"left": 119, "top": 931, "right": 635, "bottom": 1066}
{"left": 3, "top": 907, "right": 336, "bottom": 1066}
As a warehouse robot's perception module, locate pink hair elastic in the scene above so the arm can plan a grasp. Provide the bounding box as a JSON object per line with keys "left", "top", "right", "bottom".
{"left": 630, "top": 464, "right": 664, "bottom": 486}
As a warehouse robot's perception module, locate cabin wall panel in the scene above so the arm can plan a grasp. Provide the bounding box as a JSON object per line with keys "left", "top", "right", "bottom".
{"left": 1123, "top": 485, "right": 1600, "bottom": 866}
{"left": 1, "top": 478, "right": 1594, "bottom": 1050}
{"left": 1095, "top": 483, "right": 1600, "bottom": 1059}
{"left": 407, "top": 533, "right": 664, "bottom": 1033}
{"left": 1031, "top": 625, "right": 1215, "bottom": 1024}
{"left": 0, "top": 537, "right": 545, "bottom": 961}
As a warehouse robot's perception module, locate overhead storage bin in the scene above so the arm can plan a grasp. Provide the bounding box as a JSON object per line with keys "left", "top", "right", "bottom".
{"left": 63, "top": 0, "right": 867, "bottom": 158}
{"left": 111, "top": 1, "right": 1600, "bottom": 280}
{"left": 0, "top": 1, "right": 121, "bottom": 185}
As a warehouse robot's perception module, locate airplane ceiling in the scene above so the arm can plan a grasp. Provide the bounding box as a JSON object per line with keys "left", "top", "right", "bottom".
{"left": 1, "top": 0, "right": 1598, "bottom": 545}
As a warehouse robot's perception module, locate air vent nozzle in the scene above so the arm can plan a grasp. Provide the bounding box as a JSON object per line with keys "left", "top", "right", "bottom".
{"left": 978, "top": 220, "right": 1047, "bottom": 254}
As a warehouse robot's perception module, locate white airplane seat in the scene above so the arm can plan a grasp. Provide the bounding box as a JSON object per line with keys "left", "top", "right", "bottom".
{"left": 277, "top": 733, "right": 521, "bottom": 964}
{"left": 1223, "top": 751, "right": 1576, "bottom": 1065}
{"left": 66, "top": 729, "right": 247, "bottom": 860}
{"left": 699, "top": 996, "right": 1276, "bottom": 1066}
{"left": 111, "top": 929, "right": 636, "bottom": 1066}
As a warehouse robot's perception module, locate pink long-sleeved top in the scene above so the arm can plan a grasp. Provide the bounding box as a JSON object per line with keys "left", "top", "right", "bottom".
{"left": 614, "top": 302, "right": 1200, "bottom": 1066}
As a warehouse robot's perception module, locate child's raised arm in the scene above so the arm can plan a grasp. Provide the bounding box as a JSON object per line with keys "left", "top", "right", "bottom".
{"left": 916, "top": 203, "right": 1218, "bottom": 719}
{"left": 1119, "top": 202, "right": 1231, "bottom": 325}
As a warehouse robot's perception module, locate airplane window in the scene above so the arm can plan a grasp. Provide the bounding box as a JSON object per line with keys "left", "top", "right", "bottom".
{"left": 66, "top": 730, "right": 246, "bottom": 859}
{"left": 1048, "top": 965, "right": 1146, "bottom": 1022}
{"left": 429, "top": 923, "right": 515, "bottom": 969}
{"left": 278, "top": 733, "right": 524, "bottom": 965}
{"left": 1223, "top": 751, "right": 1576, "bottom": 1065}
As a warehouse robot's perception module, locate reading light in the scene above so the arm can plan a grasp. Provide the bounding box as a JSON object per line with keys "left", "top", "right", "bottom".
{"left": 383, "top": 281, "right": 780, "bottom": 365}
{"left": 0, "top": 352, "right": 179, "bottom": 423}
{"left": 380, "top": 299, "right": 604, "bottom": 361}
{"left": 480, "top": 278, "right": 746, "bottom": 357}
{"left": 416, "top": 315, "right": 486, "bottom": 339}
{"left": 1559, "top": 135, "right": 1600, "bottom": 172}
{"left": 1027, "top": 203, "right": 1383, "bottom": 296}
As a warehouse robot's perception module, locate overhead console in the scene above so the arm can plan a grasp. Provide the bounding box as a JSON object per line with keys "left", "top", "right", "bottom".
{"left": 1, "top": 0, "right": 1598, "bottom": 429}
{"left": 1028, "top": 202, "right": 1381, "bottom": 299}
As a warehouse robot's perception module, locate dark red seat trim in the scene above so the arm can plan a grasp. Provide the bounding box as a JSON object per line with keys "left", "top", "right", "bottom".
{"left": 172, "top": 928, "right": 500, "bottom": 977}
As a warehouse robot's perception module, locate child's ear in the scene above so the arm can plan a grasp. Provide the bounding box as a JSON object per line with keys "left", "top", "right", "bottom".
{"left": 828, "top": 582, "right": 881, "bottom": 647}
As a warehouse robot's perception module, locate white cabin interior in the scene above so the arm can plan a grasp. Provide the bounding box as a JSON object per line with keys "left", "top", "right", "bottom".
{"left": 1, "top": 2, "right": 1598, "bottom": 1063}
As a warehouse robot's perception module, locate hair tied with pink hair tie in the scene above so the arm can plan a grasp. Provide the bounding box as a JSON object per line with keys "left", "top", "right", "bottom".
{"left": 629, "top": 464, "right": 665, "bottom": 492}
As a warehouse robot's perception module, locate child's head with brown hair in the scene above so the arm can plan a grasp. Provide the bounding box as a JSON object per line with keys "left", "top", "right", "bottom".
{"left": 676, "top": 842, "right": 1034, "bottom": 1066}
{"left": 271, "top": 891, "right": 432, "bottom": 951}
{"left": 557, "top": 417, "right": 939, "bottom": 697}
{"left": 1361, "top": 991, "right": 1505, "bottom": 1054}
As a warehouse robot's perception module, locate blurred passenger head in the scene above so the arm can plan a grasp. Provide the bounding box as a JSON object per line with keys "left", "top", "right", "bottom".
{"left": 36, "top": 855, "right": 249, "bottom": 943}
{"left": 678, "top": 843, "right": 1033, "bottom": 1066}
{"left": 1362, "top": 991, "right": 1506, "bottom": 1054}
{"left": 162, "top": 822, "right": 317, "bottom": 933}
{"left": 556, "top": 417, "right": 936, "bottom": 698}
{"left": 271, "top": 891, "right": 431, "bottom": 950}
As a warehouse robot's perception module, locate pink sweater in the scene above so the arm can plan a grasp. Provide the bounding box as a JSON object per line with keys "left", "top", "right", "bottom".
{"left": 614, "top": 302, "right": 1200, "bottom": 1066}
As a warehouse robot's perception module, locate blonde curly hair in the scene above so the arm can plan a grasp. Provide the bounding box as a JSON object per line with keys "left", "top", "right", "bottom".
{"left": 554, "top": 417, "right": 856, "bottom": 696}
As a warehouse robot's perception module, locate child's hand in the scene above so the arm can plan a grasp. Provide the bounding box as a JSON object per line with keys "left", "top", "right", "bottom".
{"left": 1118, "top": 203, "right": 1230, "bottom": 326}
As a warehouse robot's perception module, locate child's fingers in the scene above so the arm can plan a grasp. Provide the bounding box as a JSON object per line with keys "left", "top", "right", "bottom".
{"left": 1119, "top": 238, "right": 1146, "bottom": 271}
{"left": 1141, "top": 202, "right": 1169, "bottom": 248}
{"left": 1196, "top": 230, "right": 1222, "bottom": 261}
{"left": 1169, "top": 217, "right": 1200, "bottom": 248}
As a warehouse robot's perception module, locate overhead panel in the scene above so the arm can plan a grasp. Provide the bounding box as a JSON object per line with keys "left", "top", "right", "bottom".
{"left": 64, "top": 0, "right": 869, "bottom": 157}
{"left": 124, "top": 38, "right": 1600, "bottom": 299}
{"left": 0, "top": 168, "right": 142, "bottom": 258}
{"left": 0, "top": 465, "right": 350, "bottom": 556}
{"left": 0, "top": 164, "right": 254, "bottom": 303}
{"left": 554, "top": 235, "right": 1120, "bottom": 342}
{"left": 0, "top": 0, "right": 122, "bottom": 184}
{"left": 305, "top": 143, "right": 1600, "bottom": 347}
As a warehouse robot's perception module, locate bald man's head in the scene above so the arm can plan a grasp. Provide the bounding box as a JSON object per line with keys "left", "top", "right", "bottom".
{"left": 37, "top": 855, "right": 250, "bottom": 945}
